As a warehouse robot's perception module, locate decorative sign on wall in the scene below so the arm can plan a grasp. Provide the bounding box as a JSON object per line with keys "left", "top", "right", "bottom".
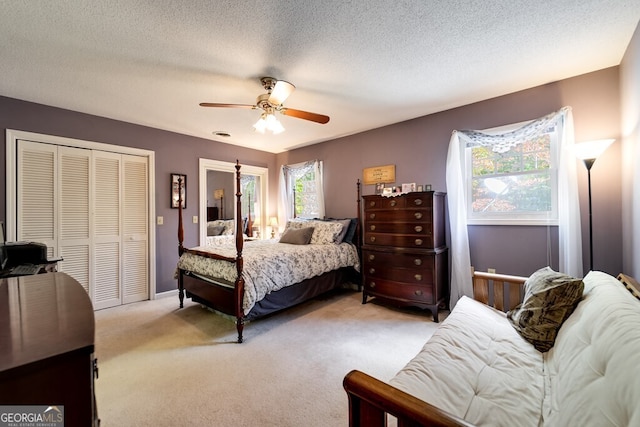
{"left": 363, "top": 164, "right": 396, "bottom": 185}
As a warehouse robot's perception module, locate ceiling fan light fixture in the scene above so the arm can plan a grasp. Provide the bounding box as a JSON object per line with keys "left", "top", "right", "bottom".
{"left": 268, "top": 80, "right": 295, "bottom": 105}
{"left": 253, "top": 112, "right": 284, "bottom": 135}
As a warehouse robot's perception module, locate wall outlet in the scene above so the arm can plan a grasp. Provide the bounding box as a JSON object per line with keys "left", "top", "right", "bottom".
{"left": 192, "top": 216, "right": 198, "bottom": 224}
{"left": 488, "top": 268, "right": 496, "bottom": 274}
{"left": 157, "top": 216, "right": 163, "bottom": 225}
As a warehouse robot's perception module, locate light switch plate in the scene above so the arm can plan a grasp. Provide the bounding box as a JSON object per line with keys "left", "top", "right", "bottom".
{"left": 192, "top": 216, "right": 198, "bottom": 224}
{"left": 157, "top": 216, "right": 163, "bottom": 225}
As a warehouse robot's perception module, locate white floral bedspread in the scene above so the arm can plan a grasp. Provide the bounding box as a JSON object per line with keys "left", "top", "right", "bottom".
{"left": 176, "top": 240, "right": 360, "bottom": 315}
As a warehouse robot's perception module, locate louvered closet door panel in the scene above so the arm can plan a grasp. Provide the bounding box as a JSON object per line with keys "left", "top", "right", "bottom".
{"left": 122, "top": 155, "right": 149, "bottom": 303}
{"left": 92, "top": 151, "right": 122, "bottom": 309}
{"left": 57, "top": 146, "right": 91, "bottom": 293}
{"left": 16, "top": 140, "right": 57, "bottom": 257}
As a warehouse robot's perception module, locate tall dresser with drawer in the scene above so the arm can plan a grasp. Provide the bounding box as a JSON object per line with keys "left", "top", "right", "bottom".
{"left": 361, "top": 192, "right": 448, "bottom": 321}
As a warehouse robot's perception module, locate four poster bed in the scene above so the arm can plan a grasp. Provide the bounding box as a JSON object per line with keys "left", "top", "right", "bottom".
{"left": 176, "top": 161, "right": 362, "bottom": 342}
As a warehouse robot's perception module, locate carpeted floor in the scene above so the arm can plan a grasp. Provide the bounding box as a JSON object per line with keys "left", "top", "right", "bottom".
{"left": 94, "top": 289, "right": 445, "bottom": 426}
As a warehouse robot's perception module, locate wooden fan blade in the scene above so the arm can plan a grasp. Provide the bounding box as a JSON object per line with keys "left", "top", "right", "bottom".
{"left": 199, "top": 103, "right": 255, "bottom": 109}
{"left": 280, "top": 108, "right": 330, "bottom": 124}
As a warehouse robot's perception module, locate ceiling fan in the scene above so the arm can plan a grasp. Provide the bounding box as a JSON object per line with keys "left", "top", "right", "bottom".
{"left": 200, "top": 77, "right": 330, "bottom": 134}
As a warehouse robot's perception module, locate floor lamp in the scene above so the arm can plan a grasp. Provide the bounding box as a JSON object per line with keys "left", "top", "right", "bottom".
{"left": 574, "top": 139, "right": 614, "bottom": 271}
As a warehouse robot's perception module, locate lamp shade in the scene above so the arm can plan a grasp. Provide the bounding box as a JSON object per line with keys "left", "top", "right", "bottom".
{"left": 574, "top": 139, "right": 614, "bottom": 161}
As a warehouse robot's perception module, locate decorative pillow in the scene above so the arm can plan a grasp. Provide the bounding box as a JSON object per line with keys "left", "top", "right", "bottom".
{"left": 507, "top": 266, "right": 584, "bottom": 352}
{"left": 285, "top": 219, "right": 343, "bottom": 244}
{"left": 309, "top": 220, "right": 344, "bottom": 244}
{"left": 329, "top": 218, "right": 357, "bottom": 244}
{"left": 279, "top": 227, "right": 314, "bottom": 245}
{"left": 207, "top": 224, "right": 225, "bottom": 236}
{"left": 221, "top": 219, "right": 235, "bottom": 235}
{"left": 617, "top": 273, "right": 640, "bottom": 301}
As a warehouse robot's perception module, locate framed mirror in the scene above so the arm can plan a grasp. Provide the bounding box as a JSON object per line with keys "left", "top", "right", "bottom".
{"left": 198, "top": 159, "right": 269, "bottom": 246}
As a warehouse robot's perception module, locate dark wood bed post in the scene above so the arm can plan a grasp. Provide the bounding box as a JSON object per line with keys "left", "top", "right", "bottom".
{"left": 356, "top": 179, "right": 362, "bottom": 291}
{"left": 233, "top": 160, "right": 246, "bottom": 343}
{"left": 177, "top": 175, "right": 185, "bottom": 308}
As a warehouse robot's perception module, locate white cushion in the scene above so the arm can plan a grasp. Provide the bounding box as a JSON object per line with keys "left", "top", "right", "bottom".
{"left": 543, "top": 271, "right": 640, "bottom": 426}
{"left": 390, "top": 296, "right": 544, "bottom": 427}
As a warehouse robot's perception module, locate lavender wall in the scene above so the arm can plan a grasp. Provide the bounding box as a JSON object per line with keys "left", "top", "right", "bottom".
{"left": 0, "top": 66, "right": 623, "bottom": 298}
{"left": 278, "top": 67, "right": 622, "bottom": 277}
{"left": 0, "top": 96, "right": 278, "bottom": 293}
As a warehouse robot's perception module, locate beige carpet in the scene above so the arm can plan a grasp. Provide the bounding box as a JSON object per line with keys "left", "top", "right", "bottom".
{"left": 94, "top": 289, "right": 445, "bottom": 426}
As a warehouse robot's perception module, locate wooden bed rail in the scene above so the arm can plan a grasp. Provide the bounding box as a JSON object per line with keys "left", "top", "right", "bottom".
{"left": 343, "top": 370, "right": 474, "bottom": 427}
{"left": 471, "top": 269, "right": 527, "bottom": 312}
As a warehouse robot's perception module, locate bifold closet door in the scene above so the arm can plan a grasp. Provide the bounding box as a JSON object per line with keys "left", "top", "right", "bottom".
{"left": 16, "top": 141, "right": 57, "bottom": 259}
{"left": 93, "top": 151, "right": 122, "bottom": 309}
{"left": 58, "top": 146, "right": 92, "bottom": 293}
{"left": 122, "top": 154, "right": 148, "bottom": 304}
{"left": 16, "top": 139, "right": 149, "bottom": 308}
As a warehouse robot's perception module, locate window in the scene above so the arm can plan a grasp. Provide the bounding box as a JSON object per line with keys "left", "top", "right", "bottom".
{"left": 279, "top": 160, "right": 324, "bottom": 220}
{"left": 466, "top": 122, "right": 559, "bottom": 225}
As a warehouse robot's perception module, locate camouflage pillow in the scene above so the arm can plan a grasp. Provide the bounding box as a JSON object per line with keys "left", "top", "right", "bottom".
{"left": 507, "top": 266, "right": 584, "bottom": 352}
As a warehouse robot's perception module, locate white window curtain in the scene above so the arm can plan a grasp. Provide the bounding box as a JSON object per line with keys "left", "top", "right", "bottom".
{"left": 278, "top": 160, "right": 325, "bottom": 227}
{"left": 445, "top": 106, "right": 582, "bottom": 309}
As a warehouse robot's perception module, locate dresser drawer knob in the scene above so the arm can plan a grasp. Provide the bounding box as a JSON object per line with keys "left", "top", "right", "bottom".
{"left": 415, "top": 290, "right": 423, "bottom": 296}
{"left": 414, "top": 274, "right": 422, "bottom": 281}
{"left": 370, "top": 225, "right": 376, "bottom": 231}
{"left": 369, "top": 201, "right": 376, "bottom": 207}
{"left": 415, "top": 238, "right": 423, "bottom": 246}
{"left": 370, "top": 213, "right": 376, "bottom": 219}
{"left": 370, "top": 236, "right": 376, "bottom": 243}
{"left": 414, "top": 225, "right": 423, "bottom": 233}
{"left": 390, "top": 200, "right": 397, "bottom": 207}
{"left": 414, "top": 212, "right": 423, "bottom": 219}
{"left": 414, "top": 199, "right": 423, "bottom": 206}
{"left": 368, "top": 254, "right": 375, "bottom": 261}
{"left": 414, "top": 258, "right": 422, "bottom": 266}
{"left": 369, "top": 268, "right": 376, "bottom": 274}
{"left": 370, "top": 281, "right": 376, "bottom": 288}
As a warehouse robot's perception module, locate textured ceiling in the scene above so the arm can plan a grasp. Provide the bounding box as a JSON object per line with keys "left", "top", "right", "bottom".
{"left": 0, "top": 1, "right": 638, "bottom": 153}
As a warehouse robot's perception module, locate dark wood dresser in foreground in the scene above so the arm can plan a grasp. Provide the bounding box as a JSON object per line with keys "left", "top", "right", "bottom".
{"left": 0, "top": 272, "right": 98, "bottom": 426}
{"left": 362, "top": 192, "right": 448, "bottom": 321}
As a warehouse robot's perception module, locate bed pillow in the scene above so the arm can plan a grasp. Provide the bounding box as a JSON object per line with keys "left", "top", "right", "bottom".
{"left": 507, "top": 266, "right": 584, "bottom": 352}
{"left": 279, "top": 227, "right": 314, "bottom": 245}
{"left": 207, "top": 224, "right": 225, "bottom": 236}
{"left": 284, "top": 219, "right": 344, "bottom": 244}
{"left": 327, "top": 218, "right": 357, "bottom": 244}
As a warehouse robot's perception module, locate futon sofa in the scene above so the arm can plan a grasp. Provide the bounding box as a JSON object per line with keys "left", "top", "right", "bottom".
{"left": 344, "top": 269, "right": 640, "bottom": 426}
